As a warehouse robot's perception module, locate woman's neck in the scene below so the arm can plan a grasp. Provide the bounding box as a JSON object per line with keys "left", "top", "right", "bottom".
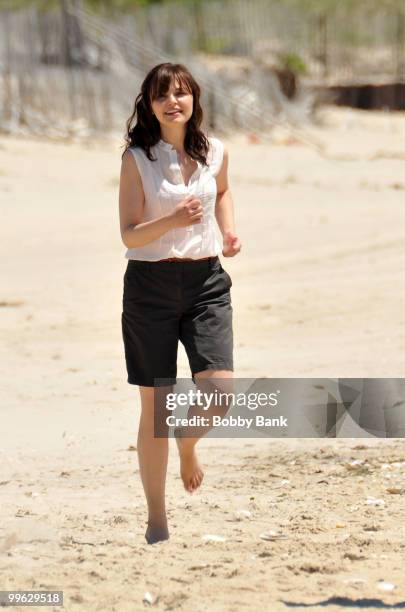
{"left": 160, "top": 127, "right": 186, "bottom": 152}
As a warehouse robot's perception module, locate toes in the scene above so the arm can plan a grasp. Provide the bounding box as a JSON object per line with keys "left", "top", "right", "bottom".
{"left": 184, "top": 472, "right": 203, "bottom": 493}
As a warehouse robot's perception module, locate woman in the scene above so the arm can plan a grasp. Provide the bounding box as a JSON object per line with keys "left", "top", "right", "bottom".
{"left": 119, "top": 62, "right": 242, "bottom": 544}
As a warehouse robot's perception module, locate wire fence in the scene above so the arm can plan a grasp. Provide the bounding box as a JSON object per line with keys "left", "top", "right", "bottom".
{"left": 104, "top": 0, "right": 405, "bottom": 82}
{"left": 0, "top": 0, "right": 404, "bottom": 137}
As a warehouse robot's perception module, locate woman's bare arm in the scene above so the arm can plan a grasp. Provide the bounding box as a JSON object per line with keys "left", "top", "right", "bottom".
{"left": 119, "top": 150, "right": 203, "bottom": 248}
{"left": 119, "top": 150, "right": 174, "bottom": 248}
{"left": 215, "top": 147, "right": 236, "bottom": 235}
{"left": 215, "top": 146, "right": 242, "bottom": 257}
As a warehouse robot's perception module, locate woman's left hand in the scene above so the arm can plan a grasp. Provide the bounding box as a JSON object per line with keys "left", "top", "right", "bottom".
{"left": 222, "top": 230, "right": 242, "bottom": 257}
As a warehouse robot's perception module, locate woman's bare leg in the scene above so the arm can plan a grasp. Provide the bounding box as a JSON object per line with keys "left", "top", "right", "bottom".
{"left": 176, "top": 369, "right": 233, "bottom": 493}
{"left": 137, "top": 385, "right": 170, "bottom": 544}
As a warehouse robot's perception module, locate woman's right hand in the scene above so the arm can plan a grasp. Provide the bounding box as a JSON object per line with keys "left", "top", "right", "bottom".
{"left": 168, "top": 195, "right": 203, "bottom": 228}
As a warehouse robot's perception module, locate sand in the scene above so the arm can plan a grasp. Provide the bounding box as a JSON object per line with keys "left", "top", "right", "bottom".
{"left": 1, "top": 107, "right": 405, "bottom": 610}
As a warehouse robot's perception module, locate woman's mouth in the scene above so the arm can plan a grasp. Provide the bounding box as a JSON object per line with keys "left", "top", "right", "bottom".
{"left": 165, "top": 110, "right": 182, "bottom": 116}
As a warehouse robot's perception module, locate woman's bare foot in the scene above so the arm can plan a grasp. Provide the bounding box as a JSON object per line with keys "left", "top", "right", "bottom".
{"left": 175, "top": 431, "right": 204, "bottom": 493}
{"left": 145, "top": 520, "right": 169, "bottom": 545}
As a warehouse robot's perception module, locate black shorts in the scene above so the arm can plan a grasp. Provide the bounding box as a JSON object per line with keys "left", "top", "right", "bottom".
{"left": 121, "top": 256, "right": 233, "bottom": 387}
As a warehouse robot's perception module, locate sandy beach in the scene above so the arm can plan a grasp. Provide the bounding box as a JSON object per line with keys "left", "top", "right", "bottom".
{"left": 1, "top": 107, "right": 405, "bottom": 610}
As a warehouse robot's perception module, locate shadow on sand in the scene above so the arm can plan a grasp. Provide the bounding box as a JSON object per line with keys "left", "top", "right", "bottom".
{"left": 282, "top": 597, "right": 405, "bottom": 609}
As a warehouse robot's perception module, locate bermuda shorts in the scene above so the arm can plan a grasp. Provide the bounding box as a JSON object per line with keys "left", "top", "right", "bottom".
{"left": 121, "top": 256, "right": 233, "bottom": 387}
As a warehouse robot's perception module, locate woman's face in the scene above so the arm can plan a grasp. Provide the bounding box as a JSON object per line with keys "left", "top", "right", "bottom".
{"left": 150, "top": 78, "right": 193, "bottom": 128}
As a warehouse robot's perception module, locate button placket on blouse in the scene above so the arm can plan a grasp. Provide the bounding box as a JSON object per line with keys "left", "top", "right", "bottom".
{"left": 159, "top": 140, "right": 204, "bottom": 247}
{"left": 169, "top": 149, "right": 186, "bottom": 187}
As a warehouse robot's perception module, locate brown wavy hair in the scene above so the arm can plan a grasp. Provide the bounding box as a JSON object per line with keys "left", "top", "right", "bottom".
{"left": 123, "top": 63, "right": 209, "bottom": 165}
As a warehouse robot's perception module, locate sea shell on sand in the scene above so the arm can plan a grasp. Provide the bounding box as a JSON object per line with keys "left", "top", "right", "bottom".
{"left": 201, "top": 534, "right": 226, "bottom": 542}
{"left": 143, "top": 591, "right": 158, "bottom": 605}
{"left": 386, "top": 486, "right": 404, "bottom": 494}
{"left": 377, "top": 581, "right": 396, "bottom": 592}
{"left": 345, "top": 459, "right": 365, "bottom": 470}
{"left": 365, "top": 496, "right": 385, "bottom": 506}
{"left": 234, "top": 509, "right": 252, "bottom": 520}
{"left": 259, "top": 531, "right": 288, "bottom": 541}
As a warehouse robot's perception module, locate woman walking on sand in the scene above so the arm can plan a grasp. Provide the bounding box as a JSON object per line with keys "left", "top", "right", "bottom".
{"left": 119, "top": 63, "right": 241, "bottom": 544}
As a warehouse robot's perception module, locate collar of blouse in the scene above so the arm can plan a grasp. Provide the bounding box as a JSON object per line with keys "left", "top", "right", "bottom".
{"left": 156, "top": 139, "right": 203, "bottom": 187}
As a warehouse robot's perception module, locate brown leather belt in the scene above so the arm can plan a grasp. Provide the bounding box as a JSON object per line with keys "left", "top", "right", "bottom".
{"left": 155, "top": 256, "right": 214, "bottom": 263}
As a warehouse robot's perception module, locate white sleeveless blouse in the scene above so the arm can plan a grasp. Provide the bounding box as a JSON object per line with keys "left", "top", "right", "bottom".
{"left": 125, "top": 136, "right": 224, "bottom": 261}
